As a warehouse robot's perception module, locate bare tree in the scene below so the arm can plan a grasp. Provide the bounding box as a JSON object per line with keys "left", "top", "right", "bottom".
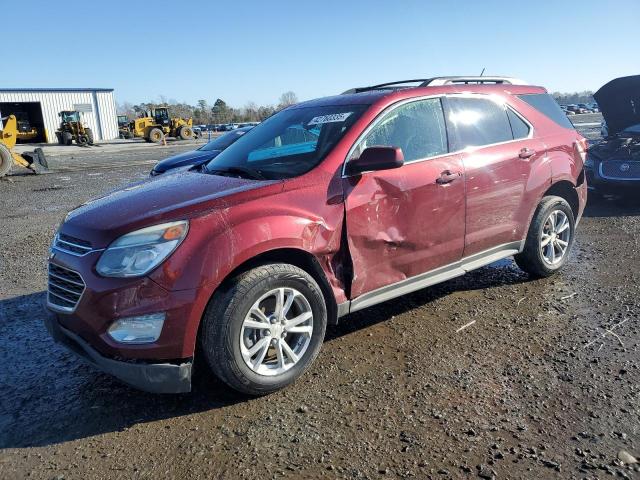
{"left": 277, "top": 91, "right": 298, "bottom": 110}
{"left": 243, "top": 101, "right": 259, "bottom": 122}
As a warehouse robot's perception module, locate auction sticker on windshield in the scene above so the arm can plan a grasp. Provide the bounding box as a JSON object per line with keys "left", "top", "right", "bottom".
{"left": 308, "top": 112, "right": 352, "bottom": 125}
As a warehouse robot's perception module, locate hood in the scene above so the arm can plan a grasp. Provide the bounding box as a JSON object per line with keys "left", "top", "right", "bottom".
{"left": 62, "top": 170, "right": 280, "bottom": 247}
{"left": 152, "top": 149, "right": 221, "bottom": 174}
{"left": 594, "top": 75, "right": 640, "bottom": 136}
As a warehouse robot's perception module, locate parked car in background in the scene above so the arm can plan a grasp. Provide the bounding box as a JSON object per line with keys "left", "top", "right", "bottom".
{"left": 45, "top": 76, "right": 587, "bottom": 395}
{"left": 560, "top": 105, "right": 575, "bottom": 116}
{"left": 566, "top": 104, "right": 587, "bottom": 114}
{"left": 588, "top": 103, "right": 600, "bottom": 113}
{"left": 150, "top": 126, "right": 253, "bottom": 175}
{"left": 586, "top": 75, "right": 640, "bottom": 197}
{"left": 577, "top": 103, "right": 596, "bottom": 113}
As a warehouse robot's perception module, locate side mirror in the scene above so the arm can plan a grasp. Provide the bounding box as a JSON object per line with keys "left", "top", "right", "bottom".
{"left": 346, "top": 146, "right": 404, "bottom": 176}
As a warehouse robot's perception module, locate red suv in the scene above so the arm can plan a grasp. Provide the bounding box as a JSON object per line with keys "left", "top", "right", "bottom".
{"left": 45, "top": 77, "right": 587, "bottom": 394}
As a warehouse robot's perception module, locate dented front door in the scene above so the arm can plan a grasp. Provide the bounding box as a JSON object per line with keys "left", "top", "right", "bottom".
{"left": 342, "top": 97, "right": 466, "bottom": 299}
{"left": 343, "top": 153, "right": 466, "bottom": 299}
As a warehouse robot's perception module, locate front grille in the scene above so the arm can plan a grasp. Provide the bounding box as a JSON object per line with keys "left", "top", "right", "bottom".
{"left": 600, "top": 161, "right": 640, "bottom": 180}
{"left": 54, "top": 233, "right": 93, "bottom": 256}
{"left": 48, "top": 263, "right": 85, "bottom": 312}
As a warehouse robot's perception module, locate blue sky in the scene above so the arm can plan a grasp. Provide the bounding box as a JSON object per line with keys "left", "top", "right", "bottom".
{"left": 9, "top": 0, "right": 640, "bottom": 108}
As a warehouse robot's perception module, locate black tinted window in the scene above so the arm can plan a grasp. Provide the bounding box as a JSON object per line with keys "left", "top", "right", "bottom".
{"left": 447, "top": 97, "right": 513, "bottom": 149}
{"left": 353, "top": 98, "right": 448, "bottom": 162}
{"left": 517, "top": 93, "right": 574, "bottom": 129}
{"left": 507, "top": 109, "right": 530, "bottom": 139}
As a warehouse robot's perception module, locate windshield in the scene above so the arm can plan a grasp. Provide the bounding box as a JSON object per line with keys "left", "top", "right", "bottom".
{"left": 62, "top": 112, "right": 80, "bottom": 122}
{"left": 204, "top": 104, "right": 367, "bottom": 179}
{"left": 198, "top": 129, "right": 248, "bottom": 151}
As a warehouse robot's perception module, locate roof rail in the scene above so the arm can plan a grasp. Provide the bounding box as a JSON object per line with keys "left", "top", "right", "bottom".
{"left": 424, "top": 76, "right": 529, "bottom": 86}
{"left": 341, "top": 79, "right": 432, "bottom": 94}
{"left": 342, "top": 76, "right": 529, "bottom": 94}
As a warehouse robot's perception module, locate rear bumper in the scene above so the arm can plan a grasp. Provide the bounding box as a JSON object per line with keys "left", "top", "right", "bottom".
{"left": 45, "top": 312, "right": 192, "bottom": 394}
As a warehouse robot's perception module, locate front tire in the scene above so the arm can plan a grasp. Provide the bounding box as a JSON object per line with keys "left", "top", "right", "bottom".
{"left": 0, "top": 144, "right": 12, "bottom": 177}
{"left": 201, "top": 264, "right": 327, "bottom": 395}
{"left": 178, "top": 126, "right": 193, "bottom": 140}
{"left": 148, "top": 127, "right": 164, "bottom": 143}
{"left": 514, "top": 195, "right": 575, "bottom": 278}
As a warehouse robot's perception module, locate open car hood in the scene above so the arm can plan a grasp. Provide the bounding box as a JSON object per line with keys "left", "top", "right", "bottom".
{"left": 594, "top": 75, "right": 640, "bottom": 136}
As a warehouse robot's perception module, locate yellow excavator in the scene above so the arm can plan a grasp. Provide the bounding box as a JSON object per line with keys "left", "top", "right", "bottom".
{"left": 0, "top": 115, "right": 49, "bottom": 178}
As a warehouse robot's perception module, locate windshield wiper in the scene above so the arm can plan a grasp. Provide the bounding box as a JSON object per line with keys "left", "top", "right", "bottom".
{"left": 207, "top": 165, "right": 266, "bottom": 180}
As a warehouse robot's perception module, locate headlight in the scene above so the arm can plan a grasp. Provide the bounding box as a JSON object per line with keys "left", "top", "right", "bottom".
{"left": 96, "top": 221, "right": 188, "bottom": 277}
{"left": 108, "top": 313, "right": 165, "bottom": 343}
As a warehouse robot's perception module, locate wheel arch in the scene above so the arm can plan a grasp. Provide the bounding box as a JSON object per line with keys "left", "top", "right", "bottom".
{"left": 204, "top": 247, "right": 339, "bottom": 328}
{"left": 544, "top": 180, "right": 579, "bottom": 219}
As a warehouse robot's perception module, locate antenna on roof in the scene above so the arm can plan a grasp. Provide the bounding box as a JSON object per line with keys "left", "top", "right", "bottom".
{"left": 479, "top": 68, "right": 486, "bottom": 77}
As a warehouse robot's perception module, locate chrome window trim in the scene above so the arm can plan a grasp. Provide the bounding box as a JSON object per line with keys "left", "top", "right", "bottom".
{"left": 341, "top": 93, "right": 535, "bottom": 178}
{"left": 599, "top": 161, "right": 640, "bottom": 181}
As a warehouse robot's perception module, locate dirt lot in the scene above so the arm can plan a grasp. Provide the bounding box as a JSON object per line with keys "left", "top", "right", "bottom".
{"left": 1, "top": 120, "right": 639, "bottom": 479}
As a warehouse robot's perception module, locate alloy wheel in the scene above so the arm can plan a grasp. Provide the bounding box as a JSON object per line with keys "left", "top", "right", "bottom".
{"left": 240, "top": 287, "right": 313, "bottom": 376}
{"left": 540, "top": 209, "right": 571, "bottom": 265}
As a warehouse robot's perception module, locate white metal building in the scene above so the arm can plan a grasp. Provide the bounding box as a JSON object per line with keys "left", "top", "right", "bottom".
{"left": 0, "top": 88, "right": 119, "bottom": 143}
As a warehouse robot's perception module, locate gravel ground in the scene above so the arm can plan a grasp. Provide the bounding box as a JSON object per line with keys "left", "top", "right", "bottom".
{"left": 1, "top": 121, "right": 639, "bottom": 479}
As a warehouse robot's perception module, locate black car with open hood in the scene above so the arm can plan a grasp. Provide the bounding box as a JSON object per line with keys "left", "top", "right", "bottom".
{"left": 586, "top": 75, "right": 640, "bottom": 197}
{"left": 594, "top": 75, "right": 640, "bottom": 137}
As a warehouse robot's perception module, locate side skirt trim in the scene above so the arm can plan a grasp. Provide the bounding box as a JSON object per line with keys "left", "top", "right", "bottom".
{"left": 342, "top": 241, "right": 524, "bottom": 316}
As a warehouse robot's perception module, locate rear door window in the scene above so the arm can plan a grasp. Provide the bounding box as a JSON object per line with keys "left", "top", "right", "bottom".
{"left": 447, "top": 96, "right": 513, "bottom": 149}
{"left": 517, "top": 93, "right": 575, "bottom": 129}
{"left": 352, "top": 97, "right": 448, "bottom": 162}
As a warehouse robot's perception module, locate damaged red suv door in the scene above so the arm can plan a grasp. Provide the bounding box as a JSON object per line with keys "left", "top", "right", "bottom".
{"left": 343, "top": 97, "right": 466, "bottom": 300}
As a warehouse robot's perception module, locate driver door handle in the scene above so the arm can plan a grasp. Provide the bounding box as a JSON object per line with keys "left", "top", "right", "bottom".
{"left": 436, "top": 170, "right": 462, "bottom": 185}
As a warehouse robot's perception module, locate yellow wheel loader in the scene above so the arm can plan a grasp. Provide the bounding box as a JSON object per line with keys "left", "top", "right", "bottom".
{"left": 117, "top": 115, "right": 134, "bottom": 139}
{"left": 0, "top": 115, "right": 49, "bottom": 178}
{"left": 15, "top": 112, "right": 39, "bottom": 142}
{"left": 55, "top": 111, "right": 94, "bottom": 146}
{"left": 132, "top": 107, "right": 194, "bottom": 143}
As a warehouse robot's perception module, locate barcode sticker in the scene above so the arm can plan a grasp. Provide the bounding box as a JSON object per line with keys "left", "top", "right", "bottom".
{"left": 308, "top": 112, "right": 352, "bottom": 125}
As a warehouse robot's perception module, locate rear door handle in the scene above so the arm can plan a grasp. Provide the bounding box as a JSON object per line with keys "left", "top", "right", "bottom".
{"left": 519, "top": 147, "right": 536, "bottom": 159}
{"left": 436, "top": 170, "right": 462, "bottom": 185}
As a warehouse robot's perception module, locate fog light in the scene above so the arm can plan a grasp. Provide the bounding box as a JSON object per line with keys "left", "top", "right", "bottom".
{"left": 108, "top": 313, "right": 165, "bottom": 344}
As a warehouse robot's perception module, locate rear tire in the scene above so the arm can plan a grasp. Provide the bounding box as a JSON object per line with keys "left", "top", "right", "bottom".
{"left": 0, "top": 144, "right": 12, "bottom": 177}
{"left": 201, "top": 263, "right": 327, "bottom": 395}
{"left": 55, "top": 132, "right": 63, "bottom": 145}
{"left": 514, "top": 196, "right": 576, "bottom": 278}
{"left": 148, "top": 127, "right": 164, "bottom": 143}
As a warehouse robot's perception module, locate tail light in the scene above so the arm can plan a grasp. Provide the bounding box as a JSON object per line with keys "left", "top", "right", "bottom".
{"left": 574, "top": 137, "right": 588, "bottom": 164}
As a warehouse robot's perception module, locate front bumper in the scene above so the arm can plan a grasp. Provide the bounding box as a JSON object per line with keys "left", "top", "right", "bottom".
{"left": 586, "top": 162, "right": 640, "bottom": 195}
{"left": 45, "top": 312, "right": 192, "bottom": 393}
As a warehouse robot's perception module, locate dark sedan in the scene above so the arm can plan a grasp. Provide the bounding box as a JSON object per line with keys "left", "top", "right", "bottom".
{"left": 150, "top": 126, "right": 253, "bottom": 175}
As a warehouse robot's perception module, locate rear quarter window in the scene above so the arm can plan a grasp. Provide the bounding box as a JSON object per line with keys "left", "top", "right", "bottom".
{"left": 517, "top": 93, "right": 575, "bottom": 129}
{"left": 506, "top": 109, "right": 531, "bottom": 139}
